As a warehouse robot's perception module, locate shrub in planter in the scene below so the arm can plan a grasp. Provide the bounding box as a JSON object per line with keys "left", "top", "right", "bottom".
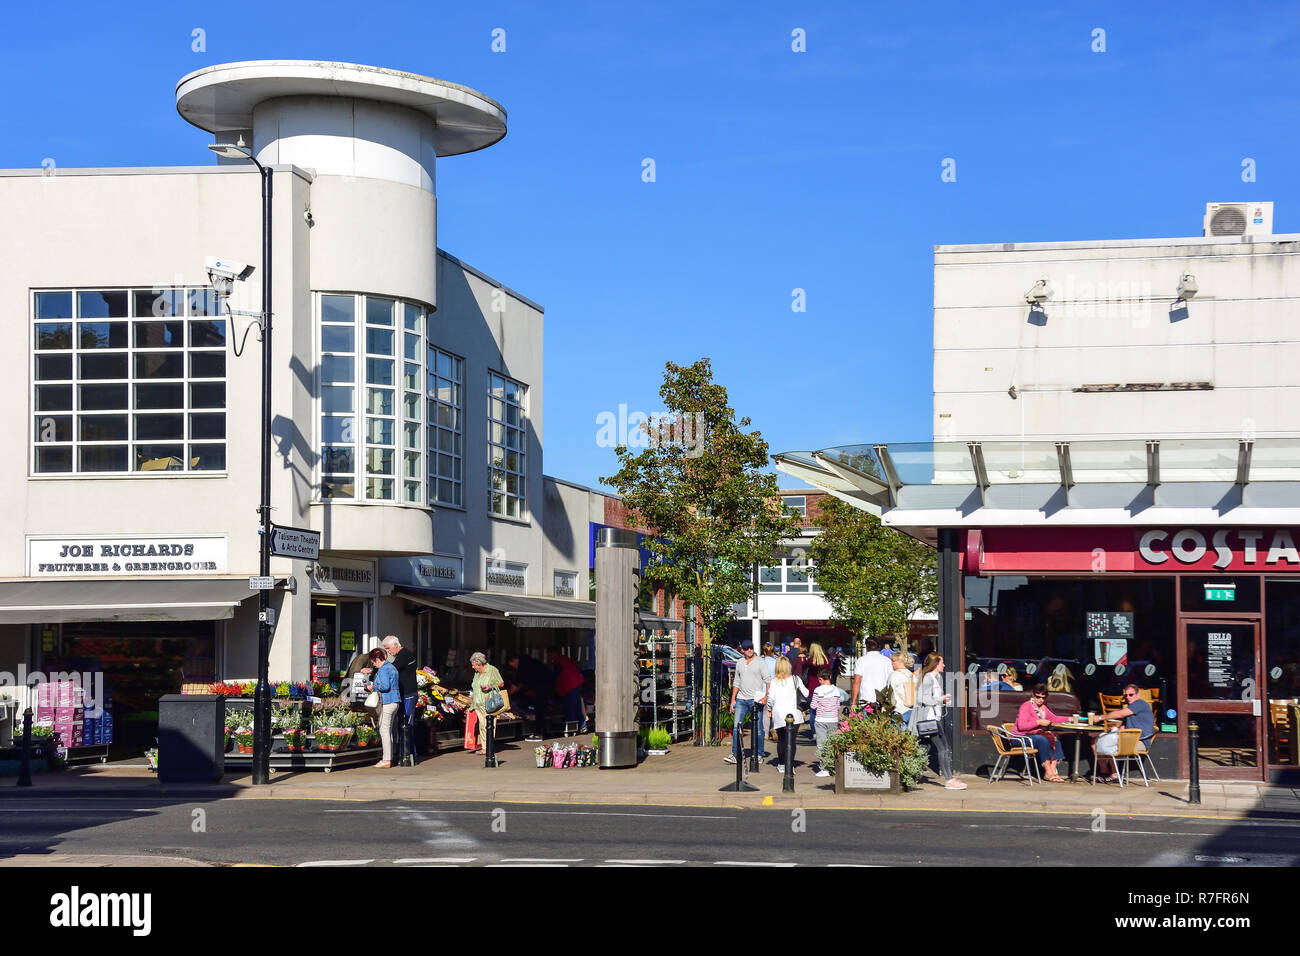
{"left": 817, "top": 706, "right": 928, "bottom": 790}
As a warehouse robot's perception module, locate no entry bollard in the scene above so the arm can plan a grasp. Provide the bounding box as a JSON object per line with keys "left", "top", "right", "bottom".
{"left": 783, "top": 714, "right": 796, "bottom": 792}
{"left": 16, "top": 707, "right": 32, "bottom": 788}
{"left": 1188, "top": 720, "right": 1200, "bottom": 805}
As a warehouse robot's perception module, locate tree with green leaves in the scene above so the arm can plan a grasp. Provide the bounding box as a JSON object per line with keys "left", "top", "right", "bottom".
{"left": 601, "top": 359, "right": 802, "bottom": 640}
{"left": 807, "top": 496, "right": 937, "bottom": 648}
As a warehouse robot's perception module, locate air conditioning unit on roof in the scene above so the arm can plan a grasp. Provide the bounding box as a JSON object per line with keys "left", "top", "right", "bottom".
{"left": 1203, "top": 201, "right": 1273, "bottom": 237}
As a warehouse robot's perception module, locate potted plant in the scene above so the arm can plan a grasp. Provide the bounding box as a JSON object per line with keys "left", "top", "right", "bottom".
{"left": 642, "top": 725, "right": 671, "bottom": 755}
{"left": 818, "top": 706, "right": 927, "bottom": 794}
{"left": 355, "top": 724, "right": 378, "bottom": 748}
{"left": 231, "top": 726, "right": 255, "bottom": 754}
{"left": 282, "top": 728, "right": 310, "bottom": 752}
{"left": 314, "top": 727, "right": 353, "bottom": 752}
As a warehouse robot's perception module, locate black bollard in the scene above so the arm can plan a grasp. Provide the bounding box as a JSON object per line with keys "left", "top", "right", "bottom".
{"left": 16, "top": 707, "right": 32, "bottom": 788}
{"left": 1188, "top": 720, "right": 1200, "bottom": 805}
{"left": 749, "top": 706, "right": 761, "bottom": 774}
{"left": 720, "top": 709, "right": 760, "bottom": 792}
{"left": 484, "top": 713, "right": 498, "bottom": 768}
{"left": 783, "top": 714, "right": 795, "bottom": 792}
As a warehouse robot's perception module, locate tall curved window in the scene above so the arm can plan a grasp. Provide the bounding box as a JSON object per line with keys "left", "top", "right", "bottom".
{"left": 318, "top": 293, "right": 426, "bottom": 502}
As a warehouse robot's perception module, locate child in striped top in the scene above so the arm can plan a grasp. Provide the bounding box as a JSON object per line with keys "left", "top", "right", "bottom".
{"left": 809, "top": 670, "right": 842, "bottom": 777}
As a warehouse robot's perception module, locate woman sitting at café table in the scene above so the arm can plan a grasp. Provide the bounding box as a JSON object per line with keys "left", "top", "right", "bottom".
{"left": 1014, "top": 683, "right": 1069, "bottom": 782}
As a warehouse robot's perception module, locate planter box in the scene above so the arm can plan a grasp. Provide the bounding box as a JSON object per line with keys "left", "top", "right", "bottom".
{"left": 834, "top": 752, "right": 902, "bottom": 794}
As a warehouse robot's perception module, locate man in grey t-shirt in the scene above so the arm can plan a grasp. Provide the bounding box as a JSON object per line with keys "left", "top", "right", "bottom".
{"left": 727, "top": 640, "right": 770, "bottom": 765}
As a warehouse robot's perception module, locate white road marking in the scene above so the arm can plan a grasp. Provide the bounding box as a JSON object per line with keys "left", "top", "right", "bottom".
{"left": 498, "top": 857, "right": 583, "bottom": 863}
{"left": 395, "top": 858, "right": 483, "bottom": 868}
{"left": 715, "top": 861, "right": 797, "bottom": 867}
{"left": 604, "top": 859, "right": 687, "bottom": 865}
{"left": 0, "top": 808, "right": 155, "bottom": 813}
{"left": 323, "top": 808, "right": 734, "bottom": 820}
{"left": 295, "top": 859, "right": 374, "bottom": 867}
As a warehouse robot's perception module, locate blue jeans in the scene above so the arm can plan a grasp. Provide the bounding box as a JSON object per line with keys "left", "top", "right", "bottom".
{"left": 733, "top": 698, "right": 766, "bottom": 759}
{"left": 1027, "top": 733, "right": 1065, "bottom": 765}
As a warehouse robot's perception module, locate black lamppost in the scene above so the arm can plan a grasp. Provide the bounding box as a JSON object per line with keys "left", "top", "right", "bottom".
{"left": 209, "top": 141, "right": 273, "bottom": 785}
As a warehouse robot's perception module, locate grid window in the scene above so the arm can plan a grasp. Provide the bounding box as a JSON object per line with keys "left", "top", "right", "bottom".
{"left": 31, "top": 288, "right": 227, "bottom": 474}
{"left": 487, "top": 371, "right": 527, "bottom": 519}
{"left": 783, "top": 495, "right": 807, "bottom": 518}
{"left": 427, "top": 347, "right": 463, "bottom": 508}
{"left": 318, "top": 294, "right": 428, "bottom": 503}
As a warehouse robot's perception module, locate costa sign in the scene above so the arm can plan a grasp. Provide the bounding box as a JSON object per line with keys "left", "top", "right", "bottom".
{"left": 972, "top": 527, "right": 1300, "bottom": 575}
{"left": 1138, "top": 528, "right": 1299, "bottom": 569}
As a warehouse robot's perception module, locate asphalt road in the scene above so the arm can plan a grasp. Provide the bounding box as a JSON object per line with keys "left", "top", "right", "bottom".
{"left": 2, "top": 798, "right": 1299, "bottom": 867}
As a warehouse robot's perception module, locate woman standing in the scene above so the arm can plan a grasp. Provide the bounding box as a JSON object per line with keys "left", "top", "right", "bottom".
{"left": 469, "top": 651, "right": 505, "bottom": 755}
{"left": 767, "top": 657, "right": 809, "bottom": 766}
{"left": 888, "top": 652, "right": 916, "bottom": 726}
{"left": 365, "top": 647, "right": 399, "bottom": 768}
{"left": 908, "top": 653, "right": 967, "bottom": 790}
{"left": 760, "top": 644, "right": 779, "bottom": 742}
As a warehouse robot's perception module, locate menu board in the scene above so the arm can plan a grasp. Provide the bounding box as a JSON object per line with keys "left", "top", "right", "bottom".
{"left": 1087, "top": 611, "right": 1134, "bottom": 640}
{"left": 1207, "top": 631, "right": 1234, "bottom": 689}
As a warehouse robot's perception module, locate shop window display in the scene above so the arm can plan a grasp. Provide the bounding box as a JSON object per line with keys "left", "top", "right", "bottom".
{"left": 962, "top": 576, "right": 1176, "bottom": 732}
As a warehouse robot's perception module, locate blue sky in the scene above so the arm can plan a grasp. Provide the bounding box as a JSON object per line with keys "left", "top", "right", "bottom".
{"left": 2, "top": 1, "right": 1296, "bottom": 489}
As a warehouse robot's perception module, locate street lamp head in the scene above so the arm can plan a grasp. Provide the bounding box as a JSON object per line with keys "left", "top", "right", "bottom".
{"left": 208, "top": 141, "right": 253, "bottom": 161}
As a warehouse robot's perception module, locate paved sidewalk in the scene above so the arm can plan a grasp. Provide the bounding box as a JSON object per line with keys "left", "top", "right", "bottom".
{"left": 6, "top": 735, "right": 1299, "bottom": 820}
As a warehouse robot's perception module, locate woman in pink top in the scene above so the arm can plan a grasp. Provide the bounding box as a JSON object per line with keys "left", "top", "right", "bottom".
{"left": 1014, "top": 684, "right": 1067, "bottom": 782}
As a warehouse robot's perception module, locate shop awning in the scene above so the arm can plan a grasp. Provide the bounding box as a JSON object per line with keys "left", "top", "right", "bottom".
{"left": 775, "top": 437, "right": 1300, "bottom": 539}
{"left": 0, "top": 578, "right": 259, "bottom": 624}
{"left": 394, "top": 586, "right": 682, "bottom": 631}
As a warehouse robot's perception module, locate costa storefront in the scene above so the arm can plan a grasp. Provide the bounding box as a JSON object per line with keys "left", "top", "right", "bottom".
{"left": 775, "top": 438, "right": 1300, "bottom": 783}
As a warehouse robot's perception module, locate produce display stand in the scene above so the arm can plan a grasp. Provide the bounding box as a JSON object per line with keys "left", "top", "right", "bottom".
{"left": 65, "top": 744, "right": 112, "bottom": 766}
{"left": 224, "top": 739, "right": 379, "bottom": 773}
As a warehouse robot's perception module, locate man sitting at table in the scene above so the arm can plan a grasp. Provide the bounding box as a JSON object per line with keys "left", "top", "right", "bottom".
{"left": 1091, "top": 683, "right": 1156, "bottom": 782}
{"left": 1014, "top": 684, "right": 1068, "bottom": 782}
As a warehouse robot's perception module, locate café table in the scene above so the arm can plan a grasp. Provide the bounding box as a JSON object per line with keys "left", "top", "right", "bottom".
{"left": 1051, "top": 721, "right": 1110, "bottom": 783}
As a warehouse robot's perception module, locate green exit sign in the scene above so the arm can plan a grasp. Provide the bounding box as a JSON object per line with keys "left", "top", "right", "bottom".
{"left": 1204, "top": 586, "right": 1236, "bottom": 602}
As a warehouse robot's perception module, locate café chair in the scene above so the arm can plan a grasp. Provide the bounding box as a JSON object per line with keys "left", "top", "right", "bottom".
{"left": 1269, "top": 700, "right": 1291, "bottom": 757}
{"left": 1105, "top": 728, "right": 1149, "bottom": 787}
{"left": 989, "top": 725, "right": 1040, "bottom": 785}
{"left": 1097, "top": 692, "right": 1124, "bottom": 714}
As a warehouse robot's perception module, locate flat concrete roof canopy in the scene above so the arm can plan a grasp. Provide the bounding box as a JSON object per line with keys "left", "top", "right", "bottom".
{"left": 175, "top": 60, "right": 507, "bottom": 156}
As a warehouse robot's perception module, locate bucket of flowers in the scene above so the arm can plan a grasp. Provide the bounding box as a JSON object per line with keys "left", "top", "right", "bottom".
{"left": 231, "top": 726, "right": 255, "bottom": 754}
{"left": 314, "top": 727, "right": 353, "bottom": 752}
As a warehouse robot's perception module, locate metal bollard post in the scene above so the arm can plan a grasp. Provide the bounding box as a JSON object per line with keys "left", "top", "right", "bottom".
{"left": 749, "top": 706, "right": 761, "bottom": 774}
{"left": 1188, "top": 720, "right": 1200, "bottom": 805}
{"left": 783, "top": 714, "right": 795, "bottom": 792}
{"left": 720, "top": 709, "right": 760, "bottom": 793}
{"left": 16, "top": 707, "right": 33, "bottom": 788}
{"left": 484, "top": 713, "right": 498, "bottom": 768}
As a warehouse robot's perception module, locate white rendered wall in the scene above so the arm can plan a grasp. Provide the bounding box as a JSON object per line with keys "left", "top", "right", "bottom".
{"left": 933, "top": 236, "right": 1300, "bottom": 443}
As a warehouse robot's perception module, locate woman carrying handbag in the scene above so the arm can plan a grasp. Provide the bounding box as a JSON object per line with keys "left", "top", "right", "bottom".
{"left": 907, "top": 653, "right": 967, "bottom": 790}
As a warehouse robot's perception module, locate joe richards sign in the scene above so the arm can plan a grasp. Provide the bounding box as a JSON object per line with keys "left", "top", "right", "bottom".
{"left": 28, "top": 535, "right": 228, "bottom": 576}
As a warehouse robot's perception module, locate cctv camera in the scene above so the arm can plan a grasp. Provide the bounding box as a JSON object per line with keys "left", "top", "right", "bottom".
{"left": 1024, "top": 279, "right": 1050, "bottom": 305}
{"left": 204, "top": 256, "right": 250, "bottom": 297}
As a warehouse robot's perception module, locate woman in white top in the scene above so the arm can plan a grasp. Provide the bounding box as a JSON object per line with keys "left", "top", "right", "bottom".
{"left": 768, "top": 656, "right": 809, "bottom": 766}
{"left": 888, "top": 652, "right": 916, "bottom": 725}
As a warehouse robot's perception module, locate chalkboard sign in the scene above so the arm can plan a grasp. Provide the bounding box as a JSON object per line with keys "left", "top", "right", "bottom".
{"left": 1206, "top": 631, "right": 1234, "bottom": 690}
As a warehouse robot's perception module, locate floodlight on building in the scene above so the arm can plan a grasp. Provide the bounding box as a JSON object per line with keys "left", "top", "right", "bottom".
{"left": 1177, "top": 273, "right": 1198, "bottom": 299}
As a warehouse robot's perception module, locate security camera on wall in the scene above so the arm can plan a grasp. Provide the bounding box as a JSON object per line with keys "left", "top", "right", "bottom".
{"left": 204, "top": 255, "right": 251, "bottom": 296}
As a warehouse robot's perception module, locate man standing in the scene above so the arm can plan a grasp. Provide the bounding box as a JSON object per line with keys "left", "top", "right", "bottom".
{"left": 550, "top": 650, "right": 586, "bottom": 732}
{"left": 384, "top": 635, "right": 417, "bottom": 766}
{"left": 726, "top": 640, "right": 770, "bottom": 765}
{"left": 509, "top": 651, "right": 553, "bottom": 741}
{"left": 785, "top": 637, "right": 803, "bottom": 666}
{"left": 851, "top": 637, "right": 892, "bottom": 711}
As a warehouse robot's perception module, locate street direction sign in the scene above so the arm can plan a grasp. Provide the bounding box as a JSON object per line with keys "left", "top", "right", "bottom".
{"left": 270, "top": 524, "right": 321, "bottom": 560}
{"left": 249, "top": 575, "right": 275, "bottom": 590}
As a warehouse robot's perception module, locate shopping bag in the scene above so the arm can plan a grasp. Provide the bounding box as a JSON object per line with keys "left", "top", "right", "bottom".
{"left": 463, "top": 709, "right": 479, "bottom": 750}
